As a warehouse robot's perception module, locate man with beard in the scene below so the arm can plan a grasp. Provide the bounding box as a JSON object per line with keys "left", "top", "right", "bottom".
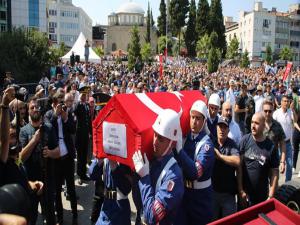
{"left": 221, "top": 101, "right": 242, "bottom": 145}
{"left": 238, "top": 113, "right": 279, "bottom": 208}
{"left": 19, "top": 96, "right": 60, "bottom": 225}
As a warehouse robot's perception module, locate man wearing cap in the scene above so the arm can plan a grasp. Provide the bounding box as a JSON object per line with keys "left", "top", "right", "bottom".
{"left": 225, "top": 79, "right": 236, "bottom": 107}
{"left": 254, "top": 85, "right": 264, "bottom": 113}
{"left": 132, "top": 109, "right": 184, "bottom": 225}
{"left": 212, "top": 117, "right": 240, "bottom": 220}
{"left": 207, "top": 94, "right": 221, "bottom": 140}
{"left": 174, "top": 101, "right": 215, "bottom": 225}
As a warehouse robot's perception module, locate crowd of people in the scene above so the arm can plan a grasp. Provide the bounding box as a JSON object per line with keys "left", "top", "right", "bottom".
{"left": 0, "top": 59, "right": 300, "bottom": 225}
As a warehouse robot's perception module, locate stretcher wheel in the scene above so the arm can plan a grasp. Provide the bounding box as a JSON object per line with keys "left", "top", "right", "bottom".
{"left": 274, "top": 180, "right": 300, "bottom": 214}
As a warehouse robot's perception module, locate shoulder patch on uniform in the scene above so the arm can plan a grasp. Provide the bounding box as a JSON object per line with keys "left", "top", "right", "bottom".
{"left": 204, "top": 144, "right": 210, "bottom": 152}
{"left": 167, "top": 180, "right": 175, "bottom": 192}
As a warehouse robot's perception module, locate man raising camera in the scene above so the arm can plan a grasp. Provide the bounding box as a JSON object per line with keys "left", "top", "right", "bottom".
{"left": 19, "top": 96, "right": 59, "bottom": 225}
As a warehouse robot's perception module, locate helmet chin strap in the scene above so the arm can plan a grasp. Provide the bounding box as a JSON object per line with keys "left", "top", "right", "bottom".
{"left": 161, "top": 140, "right": 173, "bottom": 157}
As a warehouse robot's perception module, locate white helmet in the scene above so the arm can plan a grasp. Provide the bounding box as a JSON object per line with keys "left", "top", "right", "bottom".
{"left": 190, "top": 100, "right": 208, "bottom": 120}
{"left": 152, "top": 109, "right": 181, "bottom": 141}
{"left": 208, "top": 93, "right": 221, "bottom": 107}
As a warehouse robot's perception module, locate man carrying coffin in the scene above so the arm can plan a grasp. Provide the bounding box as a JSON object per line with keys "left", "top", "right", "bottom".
{"left": 174, "top": 100, "right": 215, "bottom": 225}
{"left": 132, "top": 109, "right": 184, "bottom": 225}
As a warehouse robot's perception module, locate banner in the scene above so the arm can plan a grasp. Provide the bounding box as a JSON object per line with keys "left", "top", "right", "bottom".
{"left": 283, "top": 62, "right": 293, "bottom": 82}
{"left": 159, "top": 54, "right": 163, "bottom": 78}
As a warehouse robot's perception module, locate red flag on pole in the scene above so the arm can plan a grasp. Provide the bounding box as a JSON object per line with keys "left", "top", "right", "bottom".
{"left": 159, "top": 54, "right": 163, "bottom": 78}
{"left": 282, "top": 62, "right": 293, "bottom": 82}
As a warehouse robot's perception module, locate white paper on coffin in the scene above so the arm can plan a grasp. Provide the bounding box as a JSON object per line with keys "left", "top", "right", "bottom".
{"left": 103, "top": 121, "right": 127, "bottom": 158}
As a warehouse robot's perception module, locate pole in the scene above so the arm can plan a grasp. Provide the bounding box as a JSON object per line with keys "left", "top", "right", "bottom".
{"left": 165, "top": 0, "right": 168, "bottom": 61}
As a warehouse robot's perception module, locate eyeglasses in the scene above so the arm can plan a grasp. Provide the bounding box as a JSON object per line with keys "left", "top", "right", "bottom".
{"left": 264, "top": 110, "right": 272, "bottom": 114}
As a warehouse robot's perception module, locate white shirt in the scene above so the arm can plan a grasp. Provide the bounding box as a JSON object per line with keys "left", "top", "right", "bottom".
{"left": 254, "top": 95, "right": 264, "bottom": 112}
{"left": 229, "top": 120, "right": 242, "bottom": 145}
{"left": 226, "top": 89, "right": 236, "bottom": 105}
{"left": 57, "top": 116, "right": 68, "bottom": 157}
{"left": 273, "top": 108, "right": 294, "bottom": 141}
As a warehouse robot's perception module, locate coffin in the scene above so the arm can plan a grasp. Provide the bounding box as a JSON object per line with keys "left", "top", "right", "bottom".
{"left": 92, "top": 91, "right": 206, "bottom": 168}
{"left": 208, "top": 198, "right": 300, "bottom": 225}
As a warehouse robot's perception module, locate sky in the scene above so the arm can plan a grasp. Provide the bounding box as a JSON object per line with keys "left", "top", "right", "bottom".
{"left": 72, "top": 0, "right": 300, "bottom": 25}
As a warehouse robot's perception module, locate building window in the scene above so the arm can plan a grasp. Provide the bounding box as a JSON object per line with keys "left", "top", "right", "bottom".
{"left": 49, "top": 22, "right": 57, "bottom": 28}
{"left": 0, "top": 0, "right": 7, "bottom": 7}
{"left": 49, "top": 34, "right": 57, "bottom": 41}
{"left": 49, "top": 9, "right": 57, "bottom": 16}
{"left": 263, "top": 19, "right": 270, "bottom": 28}
{"left": 28, "top": 0, "right": 39, "bottom": 28}
{"left": 0, "top": 11, "right": 6, "bottom": 20}
{"left": 60, "top": 35, "right": 77, "bottom": 43}
{"left": 112, "top": 43, "right": 117, "bottom": 51}
{"left": 290, "top": 41, "right": 299, "bottom": 48}
{"left": 0, "top": 23, "right": 6, "bottom": 32}
{"left": 263, "top": 30, "right": 271, "bottom": 36}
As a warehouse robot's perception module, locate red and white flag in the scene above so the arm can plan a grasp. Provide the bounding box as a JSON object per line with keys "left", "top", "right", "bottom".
{"left": 282, "top": 62, "right": 293, "bottom": 82}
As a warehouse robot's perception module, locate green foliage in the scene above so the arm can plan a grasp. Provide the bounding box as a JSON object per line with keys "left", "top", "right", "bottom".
{"left": 146, "top": 2, "right": 151, "bottom": 43}
{"left": 265, "top": 44, "right": 273, "bottom": 65}
{"left": 226, "top": 35, "right": 239, "bottom": 59}
{"left": 115, "top": 57, "right": 122, "bottom": 64}
{"left": 210, "top": 31, "right": 218, "bottom": 47}
{"left": 184, "top": 0, "right": 197, "bottom": 57}
{"left": 128, "top": 26, "right": 141, "bottom": 71}
{"left": 141, "top": 43, "right": 153, "bottom": 63}
{"left": 0, "top": 28, "right": 51, "bottom": 83}
{"left": 240, "top": 49, "right": 250, "bottom": 68}
{"left": 280, "top": 46, "right": 293, "bottom": 61}
{"left": 158, "top": 36, "right": 172, "bottom": 55}
{"left": 207, "top": 47, "right": 221, "bottom": 73}
{"left": 196, "top": 34, "right": 210, "bottom": 58}
{"left": 169, "top": 0, "right": 189, "bottom": 55}
{"left": 157, "top": 0, "right": 167, "bottom": 37}
{"left": 49, "top": 42, "right": 67, "bottom": 64}
{"left": 196, "top": 0, "right": 210, "bottom": 39}
{"left": 209, "top": 0, "right": 226, "bottom": 56}
{"left": 93, "top": 46, "right": 104, "bottom": 57}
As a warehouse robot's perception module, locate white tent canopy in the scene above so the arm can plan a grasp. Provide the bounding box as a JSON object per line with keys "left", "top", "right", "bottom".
{"left": 61, "top": 32, "right": 101, "bottom": 63}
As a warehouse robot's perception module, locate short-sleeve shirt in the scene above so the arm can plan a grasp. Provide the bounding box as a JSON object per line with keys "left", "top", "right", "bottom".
{"left": 236, "top": 95, "right": 248, "bottom": 122}
{"left": 264, "top": 119, "right": 286, "bottom": 153}
{"left": 239, "top": 134, "right": 279, "bottom": 204}
{"left": 212, "top": 138, "right": 239, "bottom": 195}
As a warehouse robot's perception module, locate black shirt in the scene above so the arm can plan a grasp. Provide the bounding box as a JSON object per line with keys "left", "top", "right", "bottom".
{"left": 240, "top": 134, "right": 279, "bottom": 204}
{"left": 264, "top": 119, "right": 286, "bottom": 154}
{"left": 236, "top": 94, "right": 248, "bottom": 122}
{"left": 212, "top": 138, "right": 239, "bottom": 195}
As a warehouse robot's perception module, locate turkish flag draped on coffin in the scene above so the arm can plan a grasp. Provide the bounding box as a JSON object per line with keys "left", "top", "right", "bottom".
{"left": 93, "top": 90, "right": 207, "bottom": 169}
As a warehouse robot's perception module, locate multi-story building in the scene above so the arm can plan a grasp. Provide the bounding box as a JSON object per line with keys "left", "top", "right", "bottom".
{"left": 6, "top": 0, "right": 47, "bottom": 32}
{"left": 92, "top": 24, "right": 107, "bottom": 49}
{"left": 47, "top": 0, "right": 92, "bottom": 47}
{"left": 225, "top": 2, "right": 300, "bottom": 67}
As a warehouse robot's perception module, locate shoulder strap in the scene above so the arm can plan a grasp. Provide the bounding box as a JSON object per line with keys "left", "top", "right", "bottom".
{"left": 194, "top": 135, "right": 210, "bottom": 160}
{"left": 155, "top": 157, "right": 177, "bottom": 193}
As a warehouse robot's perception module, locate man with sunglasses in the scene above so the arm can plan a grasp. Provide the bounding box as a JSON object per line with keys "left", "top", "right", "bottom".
{"left": 262, "top": 100, "right": 286, "bottom": 175}
{"left": 273, "top": 95, "right": 297, "bottom": 182}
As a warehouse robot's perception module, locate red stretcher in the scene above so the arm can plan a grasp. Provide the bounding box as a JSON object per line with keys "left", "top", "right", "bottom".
{"left": 209, "top": 198, "right": 300, "bottom": 225}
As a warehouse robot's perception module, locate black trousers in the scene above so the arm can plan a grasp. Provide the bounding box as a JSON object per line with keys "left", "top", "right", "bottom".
{"left": 76, "top": 134, "right": 89, "bottom": 179}
{"left": 54, "top": 155, "right": 77, "bottom": 221}
{"left": 293, "top": 128, "right": 300, "bottom": 169}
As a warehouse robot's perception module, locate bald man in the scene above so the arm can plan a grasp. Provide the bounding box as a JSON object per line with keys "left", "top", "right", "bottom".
{"left": 237, "top": 113, "right": 279, "bottom": 208}
{"left": 221, "top": 101, "right": 241, "bottom": 145}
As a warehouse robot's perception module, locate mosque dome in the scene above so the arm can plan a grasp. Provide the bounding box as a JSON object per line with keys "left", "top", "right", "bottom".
{"left": 116, "top": 1, "right": 145, "bottom": 14}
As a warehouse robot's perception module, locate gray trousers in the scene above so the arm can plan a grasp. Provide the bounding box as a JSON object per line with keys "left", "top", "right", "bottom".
{"left": 213, "top": 191, "right": 237, "bottom": 220}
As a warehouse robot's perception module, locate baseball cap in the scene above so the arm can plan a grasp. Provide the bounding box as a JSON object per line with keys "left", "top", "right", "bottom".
{"left": 217, "top": 117, "right": 229, "bottom": 127}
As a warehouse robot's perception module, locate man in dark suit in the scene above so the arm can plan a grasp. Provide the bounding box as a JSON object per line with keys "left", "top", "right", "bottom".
{"left": 45, "top": 93, "right": 78, "bottom": 224}
{"left": 74, "top": 86, "right": 91, "bottom": 184}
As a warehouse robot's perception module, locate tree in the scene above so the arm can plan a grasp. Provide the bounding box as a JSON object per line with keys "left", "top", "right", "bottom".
{"left": 185, "top": 0, "right": 197, "bottom": 57}
{"left": 157, "top": 0, "right": 167, "bottom": 37}
{"left": 141, "top": 43, "right": 153, "bottom": 64}
{"left": 280, "top": 46, "right": 293, "bottom": 61}
{"left": 93, "top": 46, "right": 104, "bottom": 57}
{"left": 128, "top": 26, "right": 141, "bottom": 71}
{"left": 151, "top": 9, "right": 155, "bottom": 27}
{"left": 169, "top": 0, "right": 189, "bottom": 55}
{"left": 240, "top": 49, "right": 250, "bottom": 68}
{"left": 265, "top": 44, "right": 273, "bottom": 65}
{"left": 226, "top": 35, "right": 239, "bottom": 59}
{"left": 146, "top": 2, "right": 151, "bottom": 43}
{"left": 0, "top": 28, "right": 50, "bottom": 83}
{"left": 209, "top": 0, "right": 226, "bottom": 56}
{"left": 196, "top": 0, "right": 210, "bottom": 39}
{"left": 158, "top": 36, "right": 172, "bottom": 55}
{"left": 196, "top": 34, "right": 210, "bottom": 58}
{"left": 49, "top": 42, "right": 67, "bottom": 64}
{"left": 207, "top": 47, "right": 221, "bottom": 73}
